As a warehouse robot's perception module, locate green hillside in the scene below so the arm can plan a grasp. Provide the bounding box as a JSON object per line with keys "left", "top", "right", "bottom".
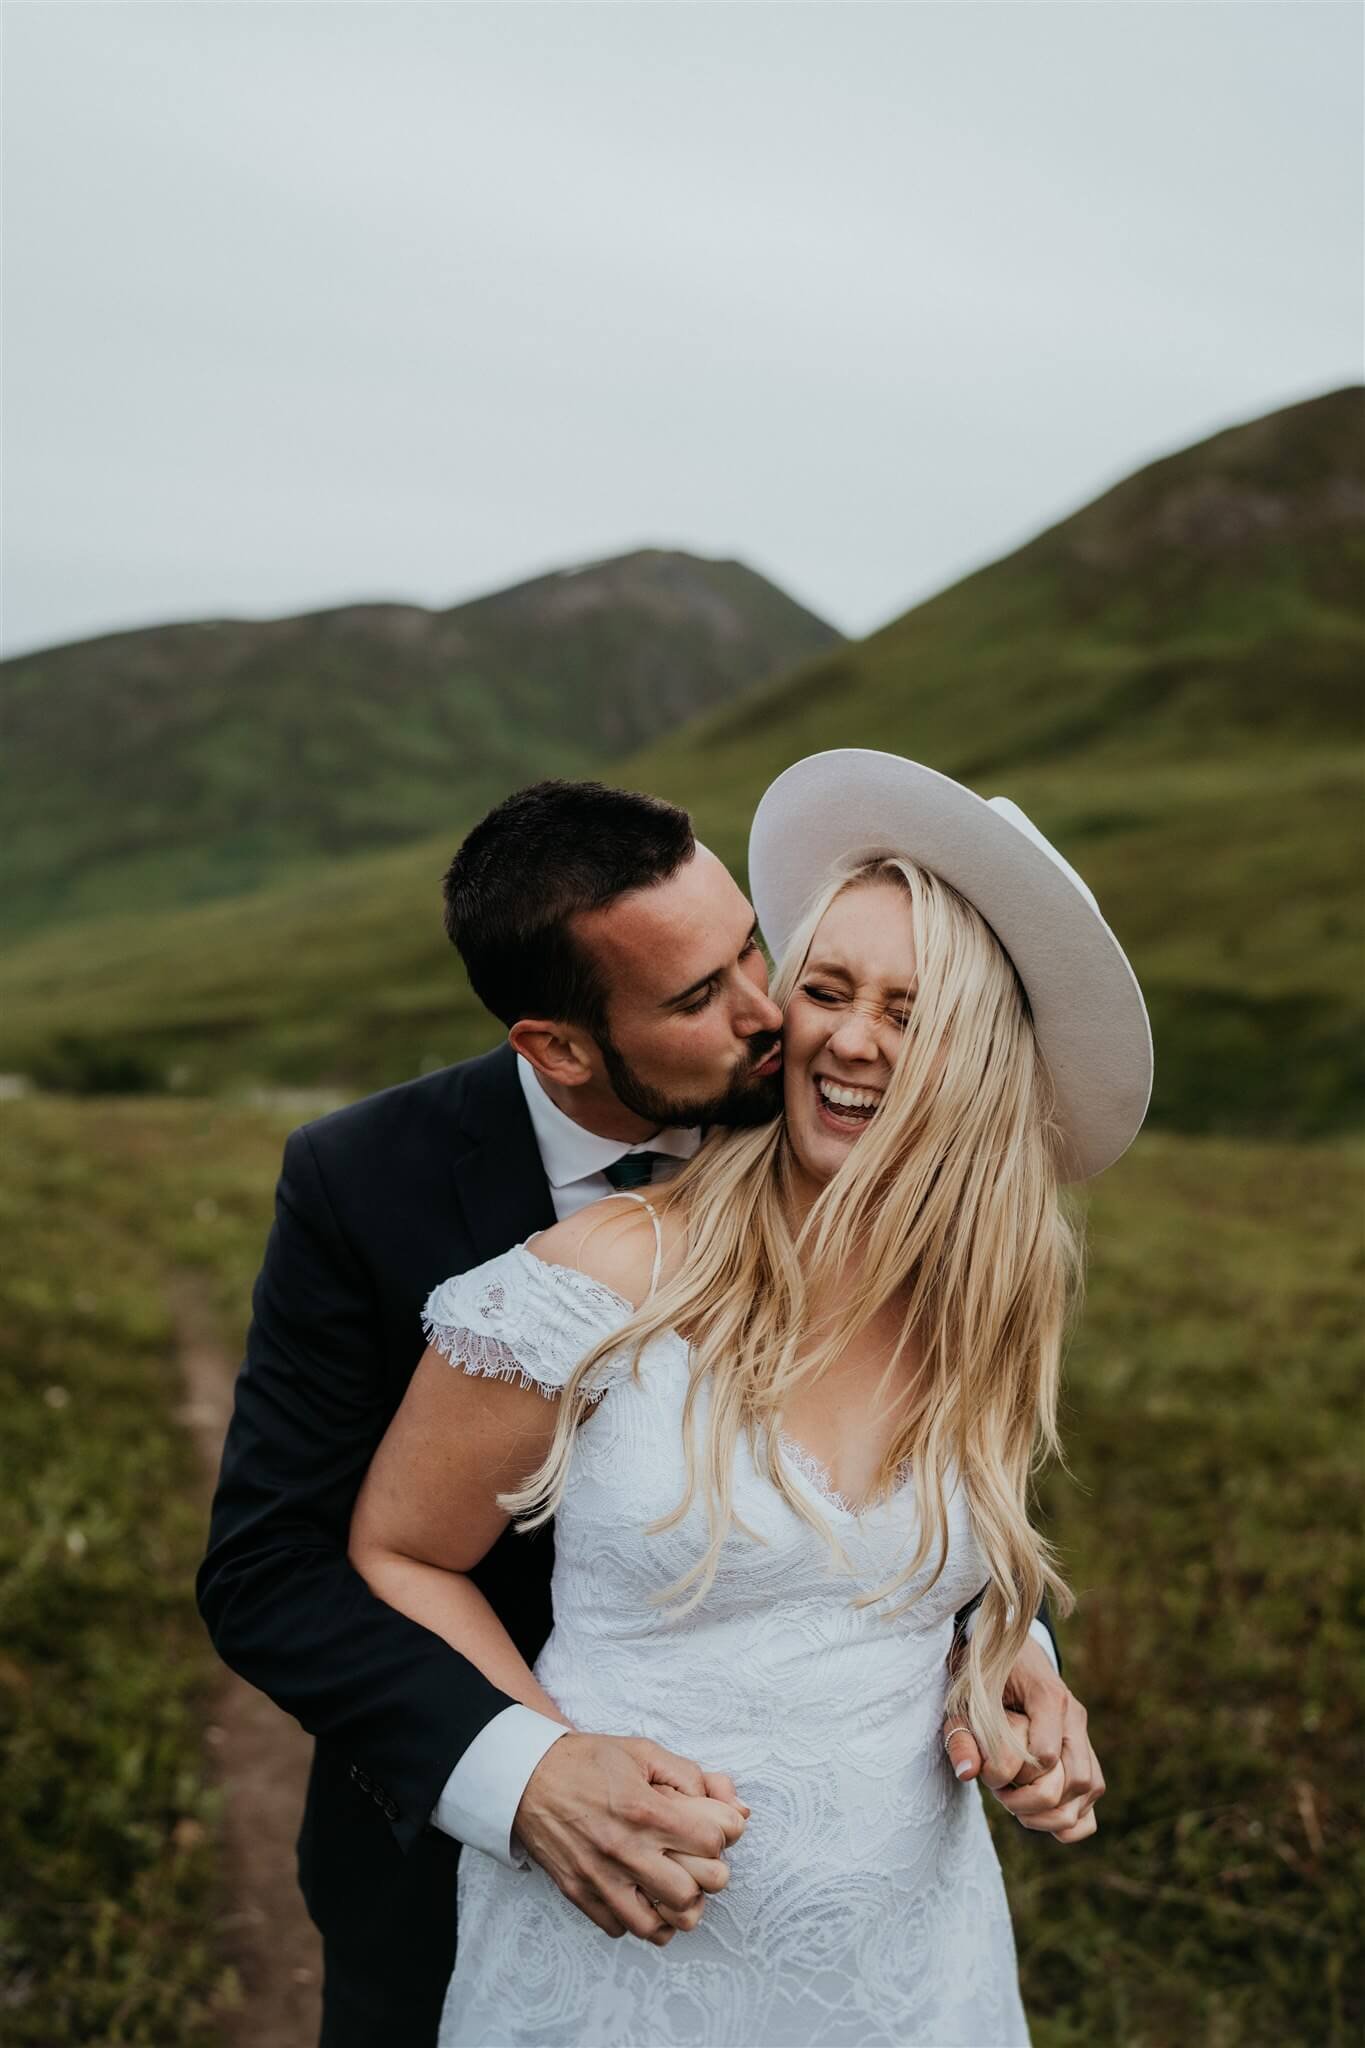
{"left": 0, "top": 550, "right": 838, "bottom": 939}
{"left": 2, "top": 388, "right": 1361, "bottom": 1138}
{"left": 634, "top": 385, "right": 1364, "bottom": 840}
{"left": 626, "top": 387, "right": 1365, "bottom": 1136}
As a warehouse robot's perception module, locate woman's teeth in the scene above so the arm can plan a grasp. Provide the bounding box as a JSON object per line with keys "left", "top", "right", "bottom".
{"left": 816, "top": 1078, "right": 881, "bottom": 1121}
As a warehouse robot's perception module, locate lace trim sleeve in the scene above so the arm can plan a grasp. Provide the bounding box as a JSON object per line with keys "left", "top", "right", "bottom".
{"left": 421, "top": 1246, "right": 635, "bottom": 1400}
{"left": 420, "top": 1318, "right": 611, "bottom": 1402}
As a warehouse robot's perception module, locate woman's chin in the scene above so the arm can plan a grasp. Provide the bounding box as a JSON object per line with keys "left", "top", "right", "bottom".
{"left": 786, "top": 1113, "right": 864, "bottom": 1189}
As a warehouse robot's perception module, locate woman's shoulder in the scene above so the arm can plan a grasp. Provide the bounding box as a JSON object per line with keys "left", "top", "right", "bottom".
{"left": 527, "top": 1193, "right": 687, "bottom": 1311}
{"left": 421, "top": 1206, "right": 672, "bottom": 1399}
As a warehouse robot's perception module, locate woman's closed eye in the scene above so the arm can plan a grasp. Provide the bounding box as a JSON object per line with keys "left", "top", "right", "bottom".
{"left": 801, "top": 982, "right": 912, "bottom": 1028}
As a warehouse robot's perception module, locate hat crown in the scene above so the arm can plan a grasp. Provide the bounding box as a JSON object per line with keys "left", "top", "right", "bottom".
{"left": 986, "top": 796, "right": 1101, "bottom": 918}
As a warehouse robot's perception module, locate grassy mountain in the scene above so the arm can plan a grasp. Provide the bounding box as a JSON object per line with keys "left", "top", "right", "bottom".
{"left": 635, "top": 384, "right": 1363, "bottom": 834}
{"left": 623, "top": 386, "right": 1365, "bottom": 1135}
{"left": 2, "top": 388, "right": 1360, "bottom": 1138}
{"left": 0, "top": 550, "right": 839, "bottom": 939}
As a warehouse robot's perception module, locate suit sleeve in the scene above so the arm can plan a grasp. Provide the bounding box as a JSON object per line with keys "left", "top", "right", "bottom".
{"left": 195, "top": 1124, "right": 514, "bottom": 1852}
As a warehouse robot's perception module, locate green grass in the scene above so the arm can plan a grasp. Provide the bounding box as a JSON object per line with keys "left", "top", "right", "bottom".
{"left": 1, "top": 1099, "right": 1360, "bottom": 2043}
{"left": 999, "top": 1130, "right": 1364, "bottom": 2046}
{"left": 0, "top": 1098, "right": 297, "bottom": 2043}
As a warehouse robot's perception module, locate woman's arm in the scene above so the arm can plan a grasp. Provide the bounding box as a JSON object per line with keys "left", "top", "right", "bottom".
{"left": 348, "top": 1345, "right": 569, "bottom": 1724}
{"left": 350, "top": 1199, "right": 675, "bottom": 1718}
{"left": 351, "top": 1307, "right": 747, "bottom": 1946}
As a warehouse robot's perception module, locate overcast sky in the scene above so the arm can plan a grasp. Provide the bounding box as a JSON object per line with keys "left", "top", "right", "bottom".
{"left": 4, "top": 2, "right": 1361, "bottom": 658}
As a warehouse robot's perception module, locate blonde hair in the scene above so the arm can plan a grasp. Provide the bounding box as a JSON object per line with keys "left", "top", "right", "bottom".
{"left": 503, "top": 856, "right": 1084, "bottom": 1763}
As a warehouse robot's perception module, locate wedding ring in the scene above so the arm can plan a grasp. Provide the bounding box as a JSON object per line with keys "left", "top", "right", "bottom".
{"left": 942, "top": 1724, "right": 971, "bottom": 1750}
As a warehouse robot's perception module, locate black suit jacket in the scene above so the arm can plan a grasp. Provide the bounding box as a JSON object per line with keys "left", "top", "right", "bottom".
{"left": 197, "top": 1045, "right": 557, "bottom": 1981}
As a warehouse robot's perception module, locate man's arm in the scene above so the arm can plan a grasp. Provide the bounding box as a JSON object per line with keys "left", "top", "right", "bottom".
{"left": 944, "top": 1581, "right": 1100, "bottom": 1841}
{"left": 196, "top": 1124, "right": 510, "bottom": 1851}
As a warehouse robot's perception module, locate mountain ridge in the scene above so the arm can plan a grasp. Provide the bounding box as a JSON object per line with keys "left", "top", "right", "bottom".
{"left": 0, "top": 547, "right": 839, "bottom": 939}
{"left": 2, "top": 388, "right": 1360, "bottom": 1139}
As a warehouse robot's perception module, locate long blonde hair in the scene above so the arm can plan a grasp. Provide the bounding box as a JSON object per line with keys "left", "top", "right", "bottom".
{"left": 503, "top": 856, "right": 1084, "bottom": 1761}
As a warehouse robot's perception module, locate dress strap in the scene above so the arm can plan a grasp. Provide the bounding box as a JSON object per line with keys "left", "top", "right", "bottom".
{"left": 600, "top": 1191, "right": 664, "bottom": 1299}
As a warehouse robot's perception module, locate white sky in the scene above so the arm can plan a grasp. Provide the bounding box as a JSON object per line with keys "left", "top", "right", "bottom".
{"left": 4, "top": 2, "right": 1361, "bottom": 657}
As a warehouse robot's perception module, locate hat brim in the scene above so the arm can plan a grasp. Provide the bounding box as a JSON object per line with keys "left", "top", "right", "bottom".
{"left": 747, "top": 750, "right": 1153, "bottom": 1182}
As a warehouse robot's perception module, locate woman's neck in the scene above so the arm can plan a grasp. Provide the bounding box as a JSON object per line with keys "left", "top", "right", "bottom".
{"left": 781, "top": 1155, "right": 827, "bottom": 1237}
{"left": 780, "top": 1156, "right": 915, "bottom": 1342}
{"left": 780, "top": 1160, "right": 876, "bottom": 1310}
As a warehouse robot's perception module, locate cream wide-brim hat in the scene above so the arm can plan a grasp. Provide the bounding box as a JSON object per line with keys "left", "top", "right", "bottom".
{"left": 747, "top": 749, "right": 1153, "bottom": 1182}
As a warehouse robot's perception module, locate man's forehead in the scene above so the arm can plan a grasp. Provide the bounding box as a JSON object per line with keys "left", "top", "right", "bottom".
{"left": 579, "top": 849, "right": 748, "bottom": 968}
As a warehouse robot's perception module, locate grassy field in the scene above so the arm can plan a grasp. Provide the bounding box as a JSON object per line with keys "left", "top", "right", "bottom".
{"left": 2, "top": 1096, "right": 1360, "bottom": 2044}
{"left": 0, "top": 1099, "right": 299, "bottom": 2044}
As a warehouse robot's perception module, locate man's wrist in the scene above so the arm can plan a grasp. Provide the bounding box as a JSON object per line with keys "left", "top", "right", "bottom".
{"left": 431, "top": 1705, "right": 570, "bottom": 1868}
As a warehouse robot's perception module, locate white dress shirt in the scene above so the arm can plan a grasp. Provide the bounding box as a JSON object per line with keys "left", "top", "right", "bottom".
{"left": 431, "top": 1057, "right": 1056, "bottom": 1867}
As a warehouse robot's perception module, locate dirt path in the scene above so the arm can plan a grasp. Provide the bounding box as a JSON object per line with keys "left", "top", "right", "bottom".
{"left": 171, "top": 1274, "right": 323, "bottom": 2048}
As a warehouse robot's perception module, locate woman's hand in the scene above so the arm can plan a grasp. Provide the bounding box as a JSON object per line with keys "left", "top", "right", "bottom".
{"left": 942, "top": 1637, "right": 1104, "bottom": 1842}
{"left": 654, "top": 1770, "right": 751, "bottom": 1935}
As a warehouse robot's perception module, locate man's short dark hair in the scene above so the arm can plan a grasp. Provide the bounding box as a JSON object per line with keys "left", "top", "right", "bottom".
{"left": 443, "top": 780, "right": 696, "bottom": 1032}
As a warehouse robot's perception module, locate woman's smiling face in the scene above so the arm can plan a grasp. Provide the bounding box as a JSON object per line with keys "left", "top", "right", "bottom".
{"left": 781, "top": 878, "right": 917, "bottom": 1189}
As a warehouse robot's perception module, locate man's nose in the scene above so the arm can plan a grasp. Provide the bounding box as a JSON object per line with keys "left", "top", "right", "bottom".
{"left": 736, "top": 986, "right": 784, "bottom": 1038}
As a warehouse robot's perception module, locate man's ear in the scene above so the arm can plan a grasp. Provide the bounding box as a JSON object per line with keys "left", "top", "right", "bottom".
{"left": 509, "top": 1018, "right": 596, "bottom": 1089}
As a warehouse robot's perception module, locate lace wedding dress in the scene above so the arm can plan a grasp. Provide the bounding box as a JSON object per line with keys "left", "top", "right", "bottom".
{"left": 423, "top": 1241, "right": 1030, "bottom": 2048}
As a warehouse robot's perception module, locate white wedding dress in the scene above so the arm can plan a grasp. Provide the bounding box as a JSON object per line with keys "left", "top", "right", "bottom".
{"left": 424, "top": 1240, "right": 1030, "bottom": 2048}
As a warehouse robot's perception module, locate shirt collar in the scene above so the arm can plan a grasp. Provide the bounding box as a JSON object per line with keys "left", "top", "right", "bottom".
{"left": 516, "top": 1055, "right": 702, "bottom": 1191}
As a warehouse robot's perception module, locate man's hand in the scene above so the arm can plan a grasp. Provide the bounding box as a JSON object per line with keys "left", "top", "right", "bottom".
{"left": 942, "top": 1636, "right": 1104, "bottom": 1843}
{"left": 513, "top": 1734, "right": 748, "bottom": 1945}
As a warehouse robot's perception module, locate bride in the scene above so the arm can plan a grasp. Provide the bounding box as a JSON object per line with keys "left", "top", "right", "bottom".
{"left": 349, "top": 750, "right": 1152, "bottom": 2048}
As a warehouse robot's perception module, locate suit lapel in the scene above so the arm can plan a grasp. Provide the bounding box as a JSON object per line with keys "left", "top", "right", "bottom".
{"left": 449, "top": 1042, "right": 557, "bottom": 1264}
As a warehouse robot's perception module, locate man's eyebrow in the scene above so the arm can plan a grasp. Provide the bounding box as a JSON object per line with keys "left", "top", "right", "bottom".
{"left": 661, "top": 919, "right": 759, "bottom": 1008}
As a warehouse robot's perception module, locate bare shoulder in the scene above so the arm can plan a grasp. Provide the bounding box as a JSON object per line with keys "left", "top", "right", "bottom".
{"left": 527, "top": 1194, "right": 688, "bottom": 1310}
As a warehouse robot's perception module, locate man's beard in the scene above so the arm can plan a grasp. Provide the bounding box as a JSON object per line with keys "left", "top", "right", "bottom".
{"left": 598, "top": 1030, "right": 784, "bottom": 1131}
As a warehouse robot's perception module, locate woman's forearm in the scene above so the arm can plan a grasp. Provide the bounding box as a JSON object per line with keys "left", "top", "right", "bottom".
{"left": 354, "top": 1546, "right": 572, "bottom": 1728}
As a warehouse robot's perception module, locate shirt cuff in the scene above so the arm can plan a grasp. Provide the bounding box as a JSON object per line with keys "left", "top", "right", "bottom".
{"left": 430, "top": 1705, "right": 570, "bottom": 1868}
{"left": 959, "top": 1609, "right": 1060, "bottom": 1675}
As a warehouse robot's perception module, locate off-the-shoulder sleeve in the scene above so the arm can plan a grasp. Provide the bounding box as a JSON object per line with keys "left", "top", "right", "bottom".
{"left": 421, "top": 1245, "right": 638, "bottom": 1400}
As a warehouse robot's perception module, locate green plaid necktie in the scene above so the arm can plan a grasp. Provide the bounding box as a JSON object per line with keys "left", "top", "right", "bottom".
{"left": 603, "top": 1152, "right": 659, "bottom": 1191}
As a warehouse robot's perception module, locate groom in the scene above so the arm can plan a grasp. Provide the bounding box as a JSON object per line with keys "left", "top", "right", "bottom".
{"left": 199, "top": 778, "right": 1094, "bottom": 2047}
